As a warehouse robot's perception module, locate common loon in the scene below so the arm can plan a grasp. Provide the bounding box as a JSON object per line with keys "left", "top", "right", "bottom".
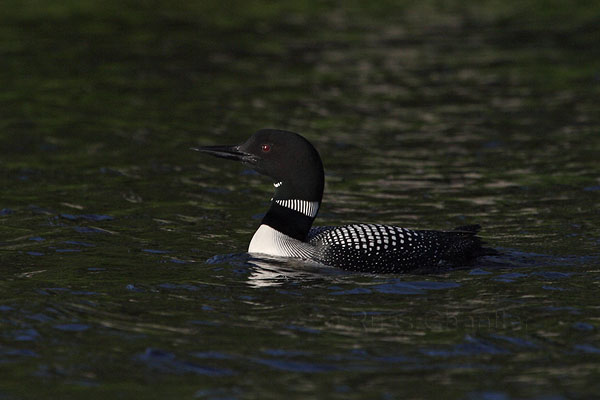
{"left": 194, "top": 129, "right": 496, "bottom": 273}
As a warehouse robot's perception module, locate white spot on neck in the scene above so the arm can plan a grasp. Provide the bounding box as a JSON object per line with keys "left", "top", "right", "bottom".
{"left": 273, "top": 181, "right": 282, "bottom": 188}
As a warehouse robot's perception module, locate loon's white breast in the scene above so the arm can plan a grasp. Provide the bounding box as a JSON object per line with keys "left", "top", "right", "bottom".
{"left": 248, "top": 224, "right": 316, "bottom": 259}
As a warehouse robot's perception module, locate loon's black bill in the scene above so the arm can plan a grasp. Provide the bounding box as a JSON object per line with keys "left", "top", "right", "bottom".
{"left": 191, "top": 145, "right": 256, "bottom": 163}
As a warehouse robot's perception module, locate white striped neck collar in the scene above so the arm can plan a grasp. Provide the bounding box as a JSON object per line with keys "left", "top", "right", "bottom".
{"left": 274, "top": 199, "right": 319, "bottom": 218}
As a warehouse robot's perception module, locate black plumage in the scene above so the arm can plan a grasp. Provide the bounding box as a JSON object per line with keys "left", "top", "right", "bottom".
{"left": 309, "top": 224, "right": 495, "bottom": 273}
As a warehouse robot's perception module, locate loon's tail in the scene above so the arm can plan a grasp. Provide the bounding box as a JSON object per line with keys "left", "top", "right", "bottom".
{"left": 445, "top": 224, "right": 499, "bottom": 264}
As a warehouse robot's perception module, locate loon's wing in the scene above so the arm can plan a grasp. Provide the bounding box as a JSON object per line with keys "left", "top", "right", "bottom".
{"left": 307, "top": 225, "right": 337, "bottom": 241}
{"left": 307, "top": 223, "right": 492, "bottom": 273}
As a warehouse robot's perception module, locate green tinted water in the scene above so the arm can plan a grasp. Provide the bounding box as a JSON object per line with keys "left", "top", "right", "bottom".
{"left": 1, "top": 1, "right": 600, "bottom": 399}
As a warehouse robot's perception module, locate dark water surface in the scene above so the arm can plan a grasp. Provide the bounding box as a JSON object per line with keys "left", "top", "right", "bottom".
{"left": 1, "top": 1, "right": 600, "bottom": 399}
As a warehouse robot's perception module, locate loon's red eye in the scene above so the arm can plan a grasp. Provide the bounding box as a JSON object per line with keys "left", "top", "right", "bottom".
{"left": 261, "top": 144, "right": 271, "bottom": 152}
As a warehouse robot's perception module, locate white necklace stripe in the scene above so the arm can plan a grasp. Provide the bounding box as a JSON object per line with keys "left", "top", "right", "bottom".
{"left": 275, "top": 199, "right": 319, "bottom": 218}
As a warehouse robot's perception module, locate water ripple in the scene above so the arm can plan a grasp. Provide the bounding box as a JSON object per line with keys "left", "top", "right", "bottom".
{"left": 134, "top": 348, "right": 234, "bottom": 376}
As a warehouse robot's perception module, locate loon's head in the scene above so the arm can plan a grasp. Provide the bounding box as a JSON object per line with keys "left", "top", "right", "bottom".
{"left": 193, "top": 129, "right": 324, "bottom": 202}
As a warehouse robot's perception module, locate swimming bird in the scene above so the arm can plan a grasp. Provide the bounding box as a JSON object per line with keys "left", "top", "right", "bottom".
{"left": 194, "top": 129, "right": 496, "bottom": 273}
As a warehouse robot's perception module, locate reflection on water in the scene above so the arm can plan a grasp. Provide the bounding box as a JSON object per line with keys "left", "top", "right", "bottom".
{"left": 1, "top": 0, "right": 600, "bottom": 398}
{"left": 245, "top": 257, "right": 340, "bottom": 288}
